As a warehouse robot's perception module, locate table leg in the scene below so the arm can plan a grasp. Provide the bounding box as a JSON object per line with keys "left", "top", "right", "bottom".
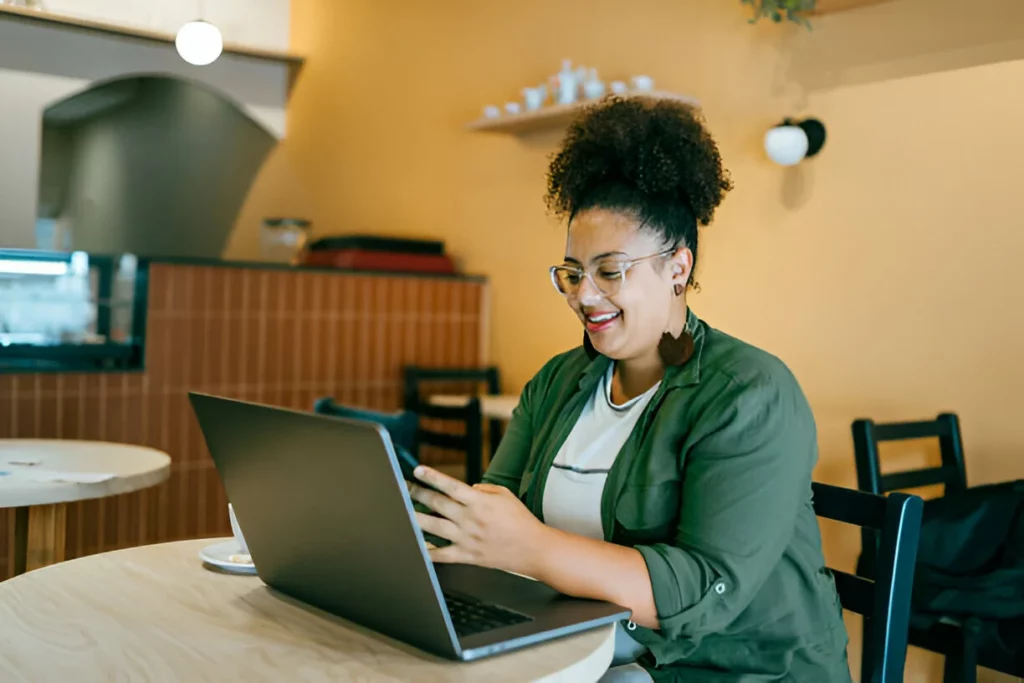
{"left": 25, "top": 504, "right": 66, "bottom": 572}
{"left": 12, "top": 507, "right": 29, "bottom": 577}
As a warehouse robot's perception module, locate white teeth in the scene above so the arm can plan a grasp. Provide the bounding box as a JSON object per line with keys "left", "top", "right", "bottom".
{"left": 588, "top": 312, "right": 619, "bottom": 323}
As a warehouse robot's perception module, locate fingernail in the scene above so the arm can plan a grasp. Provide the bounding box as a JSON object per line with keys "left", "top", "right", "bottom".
{"left": 414, "top": 466, "right": 425, "bottom": 478}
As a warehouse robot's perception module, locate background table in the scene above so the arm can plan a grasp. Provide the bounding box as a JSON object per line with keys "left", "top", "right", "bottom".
{"left": 0, "top": 439, "right": 170, "bottom": 575}
{"left": 428, "top": 394, "right": 519, "bottom": 421}
{"left": 0, "top": 539, "right": 616, "bottom": 682}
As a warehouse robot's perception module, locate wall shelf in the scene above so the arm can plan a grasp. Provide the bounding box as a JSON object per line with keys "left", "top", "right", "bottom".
{"left": 0, "top": 4, "right": 304, "bottom": 65}
{"left": 465, "top": 91, "right": 700, "bottom": 135}
{"left": 813, "top": 0, "right": 894, "bottom": 14}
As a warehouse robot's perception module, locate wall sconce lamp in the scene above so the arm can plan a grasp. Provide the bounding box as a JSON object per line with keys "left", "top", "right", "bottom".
{"left": 175, "top": 1, "right": 223, "bottom": 66}
{"left": 764, "top": 118, "right": 827, "bottom": 166}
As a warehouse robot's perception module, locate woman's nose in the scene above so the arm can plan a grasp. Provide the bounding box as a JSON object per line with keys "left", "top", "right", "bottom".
{"left": 576, "top": 274, "right": 605, "bottom": 304}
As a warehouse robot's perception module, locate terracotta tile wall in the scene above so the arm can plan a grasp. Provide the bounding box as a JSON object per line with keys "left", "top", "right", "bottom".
{"left": 0, "top": 263, "right": 487, "bottom": 579}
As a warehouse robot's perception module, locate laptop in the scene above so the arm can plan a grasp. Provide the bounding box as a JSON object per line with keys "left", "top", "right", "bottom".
{"left": 189, "top": 393, "right": 630, "bottom": 662}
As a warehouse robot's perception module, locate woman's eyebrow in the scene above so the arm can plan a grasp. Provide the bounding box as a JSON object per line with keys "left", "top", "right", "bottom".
{"left": 562, "top": 251, "right": 629, "bottom": 265}
{"left": 589, "top": 251, "right": 629, "bottom": 263}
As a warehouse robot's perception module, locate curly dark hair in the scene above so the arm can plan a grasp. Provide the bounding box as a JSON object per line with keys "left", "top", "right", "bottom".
{"left": 545, "top": 96, "right": 733, "bottom": 285}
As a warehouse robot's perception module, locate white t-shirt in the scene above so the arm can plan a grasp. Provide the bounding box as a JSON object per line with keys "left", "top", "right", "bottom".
{"left": 542, "top": 363, "right": 661, "bottom": 540}
{"left": 542, "top": 362, "right": 659, "bottom": 681}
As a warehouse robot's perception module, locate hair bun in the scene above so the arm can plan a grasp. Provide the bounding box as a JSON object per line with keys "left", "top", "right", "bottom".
{"left": 546, "top": 96, "right": 732, "bottom": 227}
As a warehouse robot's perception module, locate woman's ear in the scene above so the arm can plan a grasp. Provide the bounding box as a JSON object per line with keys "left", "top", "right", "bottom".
{"left": 670, "top": 247, "right": 694, "bottom": 288}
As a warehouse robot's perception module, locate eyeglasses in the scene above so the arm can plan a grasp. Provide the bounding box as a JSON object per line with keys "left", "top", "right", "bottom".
{"left": 549, "top": 248, "right": 676, "bottom": 298}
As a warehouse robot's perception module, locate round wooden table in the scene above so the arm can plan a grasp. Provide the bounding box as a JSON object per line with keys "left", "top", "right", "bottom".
{"left": 0, "top": 439, "right": 170, "bottom": 575}
{"left": 0, "top": 539, "right": 616, "bottom": 682}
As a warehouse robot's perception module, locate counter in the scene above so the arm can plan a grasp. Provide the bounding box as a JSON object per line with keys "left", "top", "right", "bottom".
{"left": 0, "top": 249, "right": 485, "bottom": 374}
{"left": 0, "top": 253, "right": 489, "bottom": 579}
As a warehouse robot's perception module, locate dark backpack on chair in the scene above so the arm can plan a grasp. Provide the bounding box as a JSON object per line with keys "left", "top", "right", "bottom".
{"left": 909, "top": 480, "right": 1024, "bottom": 669}
{"left": 852, "top": 415, "right": 1024, "bottom": 680}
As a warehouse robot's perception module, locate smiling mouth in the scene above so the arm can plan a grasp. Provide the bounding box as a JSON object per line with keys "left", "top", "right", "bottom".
{"left": 584, "top": 311, "right": 621, "bottom": 333}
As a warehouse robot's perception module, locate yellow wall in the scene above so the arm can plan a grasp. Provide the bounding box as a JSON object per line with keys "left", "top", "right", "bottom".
{"left": 238, "top": 1, "right": 1024, "bottom": 679}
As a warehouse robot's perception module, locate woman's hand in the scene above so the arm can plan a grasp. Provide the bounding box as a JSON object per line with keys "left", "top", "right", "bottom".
{"left": 408, "top": 466, "right": 550, "bottom": 577}
{"left": 410, "top": 466, "right": 657, "bottom": 626}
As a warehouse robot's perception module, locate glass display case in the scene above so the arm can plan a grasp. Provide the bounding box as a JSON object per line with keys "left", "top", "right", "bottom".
{"left": 0, "top": 249, "right": 148, "bottom": 372}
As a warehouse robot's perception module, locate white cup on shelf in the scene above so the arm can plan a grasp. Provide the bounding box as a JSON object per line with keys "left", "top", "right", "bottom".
{"left": 630, "top": 75, "right": 654, "bottom": 92}
{"left": 522, "top": 85, "right": 548, "bottom": 111}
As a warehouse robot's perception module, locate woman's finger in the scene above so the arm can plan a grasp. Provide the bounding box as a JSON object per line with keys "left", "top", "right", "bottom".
{"left": 408, "top": 482, "right": 465, "bottom": 522}
{"left": 415, "top": 512, "right": 462, "bottom": 543}
{"left": 429, "top": 544, "right": 474, "bottom": 564}
{"left": 414, "top": 466, "right": 477, "bottom": 504}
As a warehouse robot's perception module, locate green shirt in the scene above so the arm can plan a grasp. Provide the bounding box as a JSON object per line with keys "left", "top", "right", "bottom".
{"left": 483, "top": 310, "right": 852, "bottom": 682}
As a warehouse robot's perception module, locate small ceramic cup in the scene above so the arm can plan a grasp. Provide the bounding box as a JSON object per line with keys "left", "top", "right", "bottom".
{"left": 631, "top": 75, "right": 654, "bottom": 92}
{"left": 522, "top": 86, "right": 547, "bottom": 111}
{"left": 228, "top": 503, "right": 249, "bottom": 554}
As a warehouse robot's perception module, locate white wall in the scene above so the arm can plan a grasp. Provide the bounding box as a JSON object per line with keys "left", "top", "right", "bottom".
{"left": 0, "top": 1, "right": 291, "bottom": 249}
{"left": 43, "top": 0, "right": 290, "bottom": 52}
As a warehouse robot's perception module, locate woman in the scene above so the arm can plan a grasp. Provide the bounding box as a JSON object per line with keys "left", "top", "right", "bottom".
{"left": 409, "top": 97, "right": 851, "bottom": 681}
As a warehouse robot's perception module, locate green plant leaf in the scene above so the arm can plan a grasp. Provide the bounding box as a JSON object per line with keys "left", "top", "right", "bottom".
{"left": 743, "top": 0, "right": 813, "bottom": 29}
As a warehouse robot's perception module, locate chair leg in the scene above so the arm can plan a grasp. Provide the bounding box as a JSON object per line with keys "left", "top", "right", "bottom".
{"left": 465, "top": 449, "right": 482, "bottom": 486}
{"left": 488, "top": 418, "right": 503, "bottom": 464}
{"left": 942, "top": 620, "right": 980, "bottom": 683}
{"left": 942, "top": 648, "right": 976, "bottom": 683}
{"left": 860, "top": 617, "right": 874, "bottom": 683}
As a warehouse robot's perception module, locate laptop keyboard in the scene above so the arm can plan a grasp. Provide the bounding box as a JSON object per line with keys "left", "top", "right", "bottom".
{"left": 443, "top": 592, "right": 533, "bottom": 638}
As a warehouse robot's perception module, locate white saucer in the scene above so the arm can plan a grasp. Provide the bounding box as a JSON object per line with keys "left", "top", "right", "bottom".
{"left": 199, "top": 539, "right": 256, "bottom": 575}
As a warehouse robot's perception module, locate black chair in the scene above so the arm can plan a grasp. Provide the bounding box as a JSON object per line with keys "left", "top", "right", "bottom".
{"left": 852, "top": 414, "right": 967, "bottom": 500}
{"left": 852, "top": 414, "right": 965, "bottom": 588}
{"left": 812, "top": 481, "right": 924, "bottom": 683}
{"left": 852, "top": 415, "right": 1020, "bottom": 683}
{"left": 414, "top": 396, "right": 484, "bottom": 485}
{"left": 314, "top": 396, "right": 483, "bottom": 486}
{"left": 403, "top": 366, "right": 501, "bottom": 482}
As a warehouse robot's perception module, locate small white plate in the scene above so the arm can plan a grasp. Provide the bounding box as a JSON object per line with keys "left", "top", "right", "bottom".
{"left": 199, "top": 539, "right": 256, "bottom": 575}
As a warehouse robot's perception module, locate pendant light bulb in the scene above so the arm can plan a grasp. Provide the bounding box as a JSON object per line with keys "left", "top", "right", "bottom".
{"left": 764, "top": 125, "right": 809, "bottom": 166}
{"left": 175, "top": 19, "right": 223, "bottom": 66}
{"left": 764, "top": 118, "right": 828, "bottom": 166}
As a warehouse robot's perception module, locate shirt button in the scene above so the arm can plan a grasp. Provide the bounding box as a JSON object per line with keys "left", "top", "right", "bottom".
{"left": 626, "top": 620, "right": 637, "bottom": 631}
{"left": 714, "top": 581, "right": 727, "bottom": 595}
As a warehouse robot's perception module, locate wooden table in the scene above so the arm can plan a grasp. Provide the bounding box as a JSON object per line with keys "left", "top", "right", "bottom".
{"left": 0, "top": 539, "right": 616, "bottom": 682}
{"left": 428, "top": 394, "right": 519, "bottom": 421}
{"left": 0, "top": 439, "right": 170, "bottom": 575}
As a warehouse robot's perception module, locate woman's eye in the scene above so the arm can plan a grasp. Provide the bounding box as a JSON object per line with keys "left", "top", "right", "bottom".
{"left": 565, "top": 272, "right": 583, "bottom": 285}
{"left": 597, "top": 269, "right": 622, "bottom": 280}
